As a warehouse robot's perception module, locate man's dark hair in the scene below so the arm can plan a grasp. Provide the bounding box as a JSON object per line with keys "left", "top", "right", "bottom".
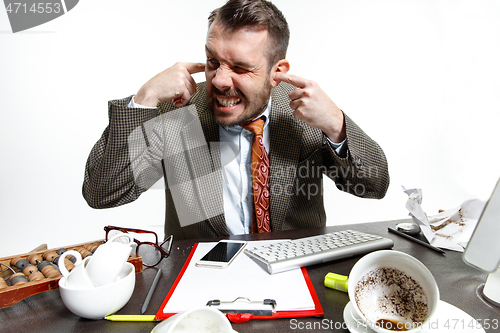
{"left": 208, "top": 0, "right": 290, "bottom": 69}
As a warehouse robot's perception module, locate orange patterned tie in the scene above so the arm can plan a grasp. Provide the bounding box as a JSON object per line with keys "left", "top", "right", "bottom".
{"left": 241, "top": 117, "right": 271, "bottom": 233}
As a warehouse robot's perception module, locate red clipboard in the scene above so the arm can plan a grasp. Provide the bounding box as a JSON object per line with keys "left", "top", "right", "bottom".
{"left": 155, "top": 243, "right": 324, "bottom": 322}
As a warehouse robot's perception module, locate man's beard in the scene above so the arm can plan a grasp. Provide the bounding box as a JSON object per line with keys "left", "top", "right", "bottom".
{"left": 209, "top": 84, "right": 272, "bottom": 127}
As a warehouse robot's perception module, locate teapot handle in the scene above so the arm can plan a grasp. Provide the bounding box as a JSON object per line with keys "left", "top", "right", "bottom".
{"left": 58, "top": 250, "right": 82, "bottom": 278}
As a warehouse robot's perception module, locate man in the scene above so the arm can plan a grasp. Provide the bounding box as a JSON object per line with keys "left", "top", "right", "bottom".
{"left": 83, "top": 0, "right": 389, "bottom": 240}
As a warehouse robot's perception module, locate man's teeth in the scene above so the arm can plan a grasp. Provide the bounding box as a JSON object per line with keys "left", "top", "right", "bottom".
{"left": 217, "top": 97, "right": 241, "bottom": 107}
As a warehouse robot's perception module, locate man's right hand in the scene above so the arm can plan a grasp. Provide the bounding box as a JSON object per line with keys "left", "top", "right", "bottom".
{"left": 134, "top": 62, "right": 206, "bottom": 108}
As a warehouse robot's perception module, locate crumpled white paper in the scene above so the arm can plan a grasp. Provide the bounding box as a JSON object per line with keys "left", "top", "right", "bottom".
{"left": 402, "top": 186, "right": 486, "bottom": 252}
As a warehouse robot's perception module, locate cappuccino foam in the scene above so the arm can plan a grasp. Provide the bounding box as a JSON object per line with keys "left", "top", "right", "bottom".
{"left": 355, "top": 267, "right": 428, "bottom": 329}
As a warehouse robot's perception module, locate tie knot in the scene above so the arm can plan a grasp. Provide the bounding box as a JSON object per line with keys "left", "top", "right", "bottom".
{"left": 241, "top": 117, "right": 265, "bottom": 136}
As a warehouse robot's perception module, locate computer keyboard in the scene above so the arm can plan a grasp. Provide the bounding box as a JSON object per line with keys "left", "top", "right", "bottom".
{"left": 244, "top": 230, "right": 394, "bottom": 274}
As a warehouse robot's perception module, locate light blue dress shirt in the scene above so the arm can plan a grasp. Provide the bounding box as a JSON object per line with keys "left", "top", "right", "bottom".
{"left": 218, "top": 100, "right": 272, "bottom": 235}
{"left": 128, "top": 96, "right": 345, "bottom": 235}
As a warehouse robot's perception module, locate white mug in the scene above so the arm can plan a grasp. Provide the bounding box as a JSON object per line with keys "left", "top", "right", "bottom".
{"left": 58, "top": 250, "right": 95, "bottom": 289}
{"left": 152, "top": 307, "right": 236, "bottom": 333}
{"left": 348, "top": 250, "right": 439, "bottom": 333}
{"left": 85, "top": 233, "right": 134, "bottom": 287}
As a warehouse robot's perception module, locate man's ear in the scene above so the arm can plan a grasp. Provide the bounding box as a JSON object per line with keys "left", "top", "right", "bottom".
{"left": 270, "top": 59, "right": 290, "bottom": 88}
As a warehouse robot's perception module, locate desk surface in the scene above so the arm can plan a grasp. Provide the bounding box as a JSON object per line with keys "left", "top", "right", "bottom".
{"left": 1, "top": 219, "right": 498, "bottom": 333}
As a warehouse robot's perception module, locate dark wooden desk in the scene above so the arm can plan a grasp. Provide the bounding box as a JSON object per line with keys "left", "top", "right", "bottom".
{"left": 1, "top": 219, "right": 498, "bottom": 333}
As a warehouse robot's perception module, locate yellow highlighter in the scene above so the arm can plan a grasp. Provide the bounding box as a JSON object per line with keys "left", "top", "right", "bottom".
{"left": 324, "top": 272, "right": 349, "bottom": 292}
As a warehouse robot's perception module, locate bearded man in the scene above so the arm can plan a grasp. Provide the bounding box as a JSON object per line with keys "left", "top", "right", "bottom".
{"left": 83, "top": 0, "right": 389, "bottom": 240}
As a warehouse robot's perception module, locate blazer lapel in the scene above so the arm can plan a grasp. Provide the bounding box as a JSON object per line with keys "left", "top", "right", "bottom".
{"left": 269, "top": 84, "right": 303, "bottom": 231}
{"left": 191, "top": 93, "right": 229, "bottom": 236}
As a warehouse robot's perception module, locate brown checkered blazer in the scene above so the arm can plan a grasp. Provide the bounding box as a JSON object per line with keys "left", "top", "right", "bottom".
{"left": 83, "top": 82, "right": 389, "bottom": 240}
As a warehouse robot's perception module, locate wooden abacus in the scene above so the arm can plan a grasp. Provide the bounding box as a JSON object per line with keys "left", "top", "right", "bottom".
{"left": 0, "top": 240, "right": 143, "bottom": 309}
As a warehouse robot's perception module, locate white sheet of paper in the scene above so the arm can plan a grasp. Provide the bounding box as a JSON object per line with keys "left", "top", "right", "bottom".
{"left": 402, "top": 186, "right": 486, "bottom": 252}
{"left": 162, "top": 240, "right": 316, "bottom": 314}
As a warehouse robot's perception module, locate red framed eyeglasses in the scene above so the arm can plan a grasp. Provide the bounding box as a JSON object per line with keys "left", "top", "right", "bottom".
{"left": 104, "top": 225, "right": 173, "bottom": 267}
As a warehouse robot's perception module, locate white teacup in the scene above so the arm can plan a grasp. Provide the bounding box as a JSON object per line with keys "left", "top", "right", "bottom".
{"left": 85, "top": 233, "right": 134, "bottom": 287}
{"left": 152, "top": 307, "right": 236, "bottom": 333}
{"left": 58, "top": 250, "right": 95, "bottom": 289}
{"left": 348, "top": 250, "right": 439, "bottom": 333}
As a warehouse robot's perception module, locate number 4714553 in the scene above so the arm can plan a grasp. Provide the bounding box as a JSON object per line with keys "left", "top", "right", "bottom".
{"left": 443, "top": 318, "right": 499, "bottom": 330}
{"left": 5, "top": 2, "right": 62, "bottom": 14}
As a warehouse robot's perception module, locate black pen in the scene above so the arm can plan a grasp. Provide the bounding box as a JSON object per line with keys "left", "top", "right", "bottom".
{"left": 388, "top": 227, "right": 445, "bottom": 255}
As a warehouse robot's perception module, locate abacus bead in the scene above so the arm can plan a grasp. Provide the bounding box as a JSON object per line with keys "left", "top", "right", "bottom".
{"left": 27, "top": 254, "right": 43, "bottom": 265}
{"left": 40, "top": 265, "right": 50, "bottom": 275}
{"left": 41, "top": 262, "right": 61, "bottom": 277}
{"left": 0, "top": 278, "right": 8, "bottom": 289}
{"left": 67, "top": 254, "right": 77, "bottom": 263}
{"left": 44, "top": 269, "right": 61, "bottom": 278}
{"left": 52, "top": 256, "right": 62, "bottom": 266}
{"left": 23, "top": 265, "right": 38, "bottom": 276}
{"left": 40, "top": 265, "right": 58, "bottom": 277}
{"left": 14, "top": 259, "right": 31, "bottom": 271}
{"left": 64, "top": 259, "right": 75, "bottom": 271}
{"left": 77, "top": 248, "right": 91, "bottom": 258}
{"left": 44, "top": 252, "right": 55, "bottom": 261}
{"left": 28, "top": 271, "right": 45, "bottom": 282}
{"left": 87, "top": 243, "right": 99, "bottom": 253}
{"left": 56, "top": 248, "right": 68, "bottom": 255}
{"left": 43, "top": 251, "right": 58, "bottom": 262}
{"left": 37, "top": 260, "right": 52, "bottom": 271}
{"left": 10, "top": 257, "right": 23, "bottom": 266}
{"left": 10, "top": 273, "right": 28, "bottom": 286}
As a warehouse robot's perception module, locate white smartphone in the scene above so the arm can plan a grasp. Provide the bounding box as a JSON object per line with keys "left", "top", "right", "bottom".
{"left": 195, "top": 240, "right": 247, "bottom": 268}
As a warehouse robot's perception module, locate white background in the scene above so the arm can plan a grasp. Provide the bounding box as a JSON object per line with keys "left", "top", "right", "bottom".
{"left": 1, "top": 0, "right": 499, "bottom": 257}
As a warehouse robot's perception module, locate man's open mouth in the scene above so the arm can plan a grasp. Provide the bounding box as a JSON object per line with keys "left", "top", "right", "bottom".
{"left": 217, "top": 97, "right": 241, "bottom": 107}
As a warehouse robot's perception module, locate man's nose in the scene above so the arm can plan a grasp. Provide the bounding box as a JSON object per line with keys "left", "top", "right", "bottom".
{"left": 212, "top": 66, "right": 232, "bottom": 91}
